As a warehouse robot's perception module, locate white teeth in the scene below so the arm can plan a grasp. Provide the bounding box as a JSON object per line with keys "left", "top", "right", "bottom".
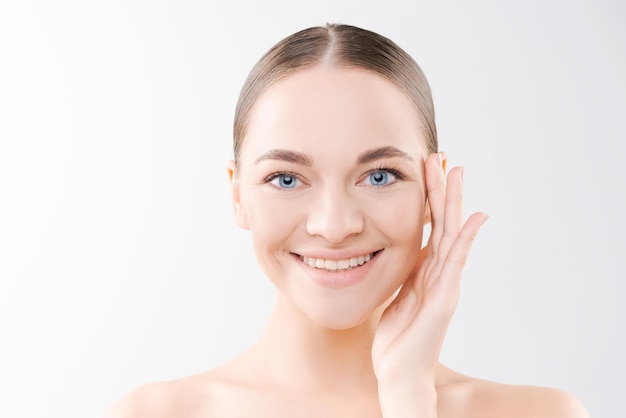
{"left": 300, "top": 252, "right": 375, "bottom": 271}
{"left": 325, "top": 260, "right": 338, "bottom": 270}
{"left": 337, "top": 259, "right": 350, "bottom": 270}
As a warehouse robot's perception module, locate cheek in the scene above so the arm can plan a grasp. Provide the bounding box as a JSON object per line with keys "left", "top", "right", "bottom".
{"left": 363, "top": 192, "right": 425, "bottom": 304}
{"left": 245, "top": 191, "right": 305, "bottom": 251}
{"left": 365, "top": 191, "right": 425, "bottom": 244}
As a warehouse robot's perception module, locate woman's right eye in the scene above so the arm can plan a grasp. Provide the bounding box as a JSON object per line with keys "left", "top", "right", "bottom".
{"left": 267, "top": 173, "right": 302, "bottom": 189}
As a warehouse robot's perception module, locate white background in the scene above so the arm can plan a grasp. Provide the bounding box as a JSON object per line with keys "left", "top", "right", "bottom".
{"left": 1, "top": 1, "right": 624, "bottom": 417}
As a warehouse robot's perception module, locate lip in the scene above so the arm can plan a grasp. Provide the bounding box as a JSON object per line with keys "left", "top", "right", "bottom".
{"left": 292, "top": 250, "right": 383, "bottom": 289}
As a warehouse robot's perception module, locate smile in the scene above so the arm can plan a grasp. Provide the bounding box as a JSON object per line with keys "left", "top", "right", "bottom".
{"left": 299, "top": 251, "right": 378, "bottom": 272}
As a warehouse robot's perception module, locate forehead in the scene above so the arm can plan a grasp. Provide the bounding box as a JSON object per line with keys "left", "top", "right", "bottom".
{"left": 242, "top": 67, "right": 427, "bottom": 162}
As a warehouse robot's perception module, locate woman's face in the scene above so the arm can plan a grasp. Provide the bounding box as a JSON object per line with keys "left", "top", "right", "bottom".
{"left": 230, "top": 67, "right": 429, "bottom": 329}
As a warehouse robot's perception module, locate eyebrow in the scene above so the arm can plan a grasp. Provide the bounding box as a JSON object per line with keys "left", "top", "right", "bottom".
{"left": 356, "top": 146, "right": 414, "bottom": 164}
{"left": 253, "top": 146, "right": 413, "bottom": 166}
{"left": 254, "top": 149, "right": 313, "bottom": 166}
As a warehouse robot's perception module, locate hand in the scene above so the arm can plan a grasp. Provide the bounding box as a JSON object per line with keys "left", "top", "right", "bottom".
{"left": 372, "top": 152, "right": 488, "bottom": 416}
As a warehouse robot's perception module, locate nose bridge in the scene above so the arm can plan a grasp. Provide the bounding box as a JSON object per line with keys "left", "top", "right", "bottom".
{"left": 306, "top": 181, "right": 364, "bottom": 243}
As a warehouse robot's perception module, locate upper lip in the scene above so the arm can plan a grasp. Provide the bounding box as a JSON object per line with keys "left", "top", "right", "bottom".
{"left": 292, "top": 249, "right": 383, "bottom": 260}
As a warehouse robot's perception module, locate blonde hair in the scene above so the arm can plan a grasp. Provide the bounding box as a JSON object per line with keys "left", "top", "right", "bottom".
{"left": 233, "top": 23, "right": 437, "bottom": 163}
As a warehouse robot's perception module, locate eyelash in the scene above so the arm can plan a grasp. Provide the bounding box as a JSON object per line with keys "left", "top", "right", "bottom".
{"left": 363, "top": 165, "right": 406, "bottom": 182}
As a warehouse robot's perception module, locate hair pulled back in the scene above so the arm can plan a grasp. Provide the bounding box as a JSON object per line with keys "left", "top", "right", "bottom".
{"left": 233, "top": 23, "right": 437, "bottom": 163}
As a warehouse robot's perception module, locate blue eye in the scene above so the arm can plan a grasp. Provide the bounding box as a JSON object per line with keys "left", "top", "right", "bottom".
{"left": 270, "top": 173, "right": 300, "bottom": 189}
{"left": 369, "top": 171, "right": 389, "bottom": 186}
{"left": 361, "top": 167, "right": 405, "bottom": 187}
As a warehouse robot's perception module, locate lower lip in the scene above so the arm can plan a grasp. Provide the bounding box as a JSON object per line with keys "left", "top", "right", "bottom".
{"left": 293, "top": 251, "right": 381, "bottom": 289}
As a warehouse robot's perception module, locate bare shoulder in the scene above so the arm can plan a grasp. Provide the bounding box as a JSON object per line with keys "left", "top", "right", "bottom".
{"left": 437, "top": 367, "right": 590, "bottom": 418}
{"left": 103, "top": 373, "right": 215, "bottom": 418}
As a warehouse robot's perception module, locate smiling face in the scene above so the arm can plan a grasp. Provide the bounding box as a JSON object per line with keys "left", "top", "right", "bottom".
{"left": 230, "top": 67, "right": 429, "bottom": 329}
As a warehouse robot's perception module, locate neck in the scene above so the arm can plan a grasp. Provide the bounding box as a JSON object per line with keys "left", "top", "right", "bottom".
{"left": 248, "top": 293, "right": 384, "bottom": 393}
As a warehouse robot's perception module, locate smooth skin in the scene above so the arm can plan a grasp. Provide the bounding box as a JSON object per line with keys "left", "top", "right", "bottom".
{"left": 106, "top": 67, "right": 589, "bottom": 417}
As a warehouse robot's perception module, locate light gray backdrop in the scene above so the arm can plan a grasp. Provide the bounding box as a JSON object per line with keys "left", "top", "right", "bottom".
{"left": 0, "top": 1, "right": 624, "bottom": 417}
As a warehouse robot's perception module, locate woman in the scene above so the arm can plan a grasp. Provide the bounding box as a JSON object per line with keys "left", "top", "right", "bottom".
{"left": 107, "top": 23, "right": 589, "bottom": 417}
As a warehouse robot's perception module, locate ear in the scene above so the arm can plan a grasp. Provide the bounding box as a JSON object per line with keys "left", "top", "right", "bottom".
{"left": 423, "top": 151, "right": 447, "bottom": 226}
{"left": 227, "top": 160, "right": 250, "bottom": 230}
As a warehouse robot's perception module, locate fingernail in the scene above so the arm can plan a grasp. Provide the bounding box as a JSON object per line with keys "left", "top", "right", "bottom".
{"left": 481, "top": 214, "right": 490, "bottom": 225}
{"left": 460, "top": 166, "right": 465, "bottom": 182}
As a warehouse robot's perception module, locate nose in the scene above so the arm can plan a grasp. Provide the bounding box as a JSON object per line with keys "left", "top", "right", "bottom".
{"left": 305, "top": 185, "right": 364, "bottom": 243}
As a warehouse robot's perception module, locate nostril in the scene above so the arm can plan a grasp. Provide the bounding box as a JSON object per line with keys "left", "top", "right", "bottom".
{"left": 305, "top": 211, "right": 364, "bottom": 243}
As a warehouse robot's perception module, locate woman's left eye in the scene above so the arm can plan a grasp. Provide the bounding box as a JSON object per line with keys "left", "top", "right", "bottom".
{"left": 362, "top": 169, "right": 400, "bottom": 187}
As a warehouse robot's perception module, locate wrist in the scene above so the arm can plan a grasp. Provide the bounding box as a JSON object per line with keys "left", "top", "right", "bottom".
{"left": 377, "top": 383, "right": 437, "bottom": 418}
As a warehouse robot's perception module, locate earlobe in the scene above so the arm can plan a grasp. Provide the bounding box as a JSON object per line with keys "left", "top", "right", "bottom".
{"left": 226, "top": 160, "right": 250, "bottom": 230}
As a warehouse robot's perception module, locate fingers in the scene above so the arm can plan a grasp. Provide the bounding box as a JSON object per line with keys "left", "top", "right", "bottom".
{"left": 439, "top": 166, "right": 465, "bottom": 256}
{"left": 420, "top": 154, "right": 487, "bottom": 303}
{"left": 424, "top": 153, "right": 446, "bottom": 255}
{"left": 436, "top": 212, "right": 488, "bottom": 307}
{"left": 423, "top": 154, "right": 486, "bottom": 289}
{"left": 425, "top": 152, "right": 464, "bottom": 259}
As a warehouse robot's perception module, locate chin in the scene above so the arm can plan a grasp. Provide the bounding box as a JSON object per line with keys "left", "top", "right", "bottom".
{"left": 302, "top": 298, "right": 386, "bottom": 331}
{"left": 314, "top": 316, "right": 367, "bottom": 331}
